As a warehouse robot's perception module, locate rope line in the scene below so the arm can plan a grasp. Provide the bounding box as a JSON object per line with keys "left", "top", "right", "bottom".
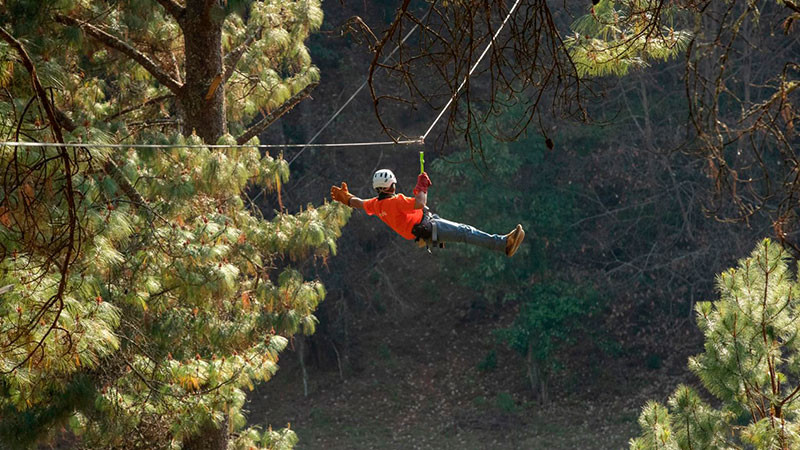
{"left": 0, "top": 21, "right": 426, "bottom": 154}
{"left": 288, "top": 16, "right": 427, "bottom": 165}
{"left": 0, "top": 140, "right": 422, "bottom": 149}
{"left": 421, "top": 0, "right": 522, "bottom": 140}
{"left": 1, "top": 2, "right": 522, "bottom": 154}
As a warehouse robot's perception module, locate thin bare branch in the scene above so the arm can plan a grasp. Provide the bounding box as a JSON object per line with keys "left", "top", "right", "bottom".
{"left": 0, "top": 26, "right": 78, "bottom": 374}
{"left": 104, "top": 94, "right": 174, "bottom": 122}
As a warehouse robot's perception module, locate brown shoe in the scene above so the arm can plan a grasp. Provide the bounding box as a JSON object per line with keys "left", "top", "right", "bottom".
{"left": 505, "top": 224, "right": 525, "bottom": 257}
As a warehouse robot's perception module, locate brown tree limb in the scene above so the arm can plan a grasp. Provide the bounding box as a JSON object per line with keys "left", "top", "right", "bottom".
{"left": 103, "top": 159, "right": 152, "bottom": 215}
{"left": 54, "top": 14, "right": 183, "bottom": 94}
{"left": 236, "top": 82, "right": 318, "bottom": 145}
{"left": 54, "top": 108, "right": 77, "bottom": 132}
{"left": 54, "top": 110, "right": 155, "bottom": 215}
{"left": 154, "top": 0, "right": 185, "bottom": 22}
{"left": 223, "top": 26, "right": 263, "bottom": 83}
{"left": 0, "top": 28, "right": 65, "bottom": 142}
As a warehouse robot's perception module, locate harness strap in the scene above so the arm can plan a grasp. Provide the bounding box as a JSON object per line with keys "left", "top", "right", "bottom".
{"left": 412, "top": 212, "right": 444, "bottom": 250}
{"left": 412, "top": 211, "right": 433, "bottom": 240}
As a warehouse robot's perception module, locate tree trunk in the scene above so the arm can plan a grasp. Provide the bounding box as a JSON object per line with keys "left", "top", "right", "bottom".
{"left": 298, "top": 337, "right": 310, "bottom": 397}
{"left": 179, "top": 0, "right": 227, "bottom": 143}
{"left": 639, "top": 76, "right": 652, "bottom": 150}
{"left": 180, "top": 4, "right": 229, "bottom": 448}
{"left": 182, "top": 418, "right": 229, "bottom": 450}
{"left": 527, "top": 341, "right": 548, "bottom": 404}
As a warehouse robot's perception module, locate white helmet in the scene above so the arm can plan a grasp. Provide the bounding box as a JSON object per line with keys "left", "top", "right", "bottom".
{"left": 372, "top": 169, "right": 397, "bottom": 191}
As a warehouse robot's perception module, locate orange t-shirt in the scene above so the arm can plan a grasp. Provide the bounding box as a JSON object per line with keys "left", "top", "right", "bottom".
{"left": 363, "top": 194, "right": 423, "bottom": 240}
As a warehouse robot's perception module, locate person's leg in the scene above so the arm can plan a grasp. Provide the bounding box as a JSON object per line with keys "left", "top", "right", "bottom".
{"left": 431, "top": 217, "right": 507, "bottom": 253}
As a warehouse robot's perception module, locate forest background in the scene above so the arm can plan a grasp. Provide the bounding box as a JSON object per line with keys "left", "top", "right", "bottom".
{"left": 251, "top": 1, "right": 795, "bottom": 448}
{"left": 0, "top": 0, "right": 798, "bottom": 448}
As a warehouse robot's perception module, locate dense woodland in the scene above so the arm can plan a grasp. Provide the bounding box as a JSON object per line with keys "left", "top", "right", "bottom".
{"left": 0, "top": 0, "right": 799, "bottom": 449}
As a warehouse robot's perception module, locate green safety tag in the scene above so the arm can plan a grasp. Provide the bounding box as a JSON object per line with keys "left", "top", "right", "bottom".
{"left": 419, "top": 151, "right": 425, "bottom": 174}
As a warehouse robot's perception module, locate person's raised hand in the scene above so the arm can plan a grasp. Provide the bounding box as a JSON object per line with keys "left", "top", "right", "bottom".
{"left": 414, "top": 172, "right": 432, "bottom": 195}
{"left": 331, "top": 182, "right": 353, "bottom": 205}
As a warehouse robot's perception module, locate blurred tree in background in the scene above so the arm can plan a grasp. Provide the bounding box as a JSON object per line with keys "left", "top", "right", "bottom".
{"left": 0, "top": 0, "right": 347, "bottom": 448}
{"left": 631, "top": 239, "right": 800, "bottom": 449}
{"left": 431, "top": 131, "right": 602, "bottom": 402}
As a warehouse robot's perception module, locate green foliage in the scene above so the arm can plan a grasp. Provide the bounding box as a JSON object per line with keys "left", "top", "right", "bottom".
{"left": 0, "top": 146, "right": 350, "bottom": 448}
{"left": 230, "top": 424, "right": 299, "bottom": 450}
{"left": 0, "top": 1, "right": 344, "bottom": 447}
{"left": 630, "top": 401, "right": 674, "bottom": 450}
{"left": 0, "top": 0, "right": 322, "bottom": 142}
{"left": 224, "top": 0, "right": 322, "bottom": 133}
{"left": 631, "top": 239, "right": 800, "bottom": 449}
{"left": 477, "top": 350, "right": 497, "bottom": 372}
{"left": 566, "top": 0, "right": 691, "bottom": 77}
{"left": 495, "top": 391, "right": 516, "bottom": 413}
{"left": 496, "top": 281, "right": 599, "bottom": 374}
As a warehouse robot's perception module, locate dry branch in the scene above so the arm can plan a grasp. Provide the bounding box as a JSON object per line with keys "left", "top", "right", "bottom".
{"left": 0, "top": 26, "right": 78, "bottom": 374}
{"left": 154, "top": 0, "right": 185, "bottom": 22}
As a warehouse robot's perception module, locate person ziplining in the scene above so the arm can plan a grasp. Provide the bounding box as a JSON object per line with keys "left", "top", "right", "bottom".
{"left": 330, "top": 169, "right": 525, "bottom": 257}
{"left": 323, "top": 0, "right": 526, "bottom": 255}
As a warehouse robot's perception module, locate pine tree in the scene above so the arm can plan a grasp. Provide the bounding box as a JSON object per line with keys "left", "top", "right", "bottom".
{"left": 630, "top": 239, "right": 800, "bottom": 450}
{"left": 566, "top": 0, "right": 691, "bottom": 78}
{"left": 0, "top": 1, "right": 345, "bottom": 448}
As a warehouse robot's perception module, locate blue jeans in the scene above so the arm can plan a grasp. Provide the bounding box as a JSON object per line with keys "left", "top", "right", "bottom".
{"left": 430, "top": 215, "right": 506, "bottom": 253}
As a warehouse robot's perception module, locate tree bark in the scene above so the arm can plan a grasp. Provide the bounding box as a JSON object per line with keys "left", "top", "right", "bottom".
{"left": 179, "top": 0, "right": 227, "bottom": 143}
{"left": 179, "top": 4, "right": 231, "bottom": 448}
{"left": 182, "top": 418, "right": 229, "bottom": 450}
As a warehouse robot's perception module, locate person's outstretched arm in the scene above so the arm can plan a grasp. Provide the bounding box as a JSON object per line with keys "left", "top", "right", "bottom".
{"left": 331, "top": 182, "right": 368, "bottom": 209}
{"left": 349, "top": 196, "right": 366, "bottom": 209}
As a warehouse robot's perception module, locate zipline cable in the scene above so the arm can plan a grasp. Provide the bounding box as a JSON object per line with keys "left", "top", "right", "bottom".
{"left": 0, "top": 140, "right": 421, "bottom": 149}
{"left": 0, "top": 1, "right": 523, "bottom": 154}
{"left": 287, "top": 12, "right": 431, "bottom": 165}
{"left": 0, "top": 20, "right": 427, "bottom": 154}
{"left": 421, "top": 0, "right": 522, "bottom": 141}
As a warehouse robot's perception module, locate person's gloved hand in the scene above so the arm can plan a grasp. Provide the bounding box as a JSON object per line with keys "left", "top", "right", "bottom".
{"left": 413, "top": 172, "right": 432, "bottom": 195}
{"left": 331, "top": 182, "right": 354, "bottom": 206}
